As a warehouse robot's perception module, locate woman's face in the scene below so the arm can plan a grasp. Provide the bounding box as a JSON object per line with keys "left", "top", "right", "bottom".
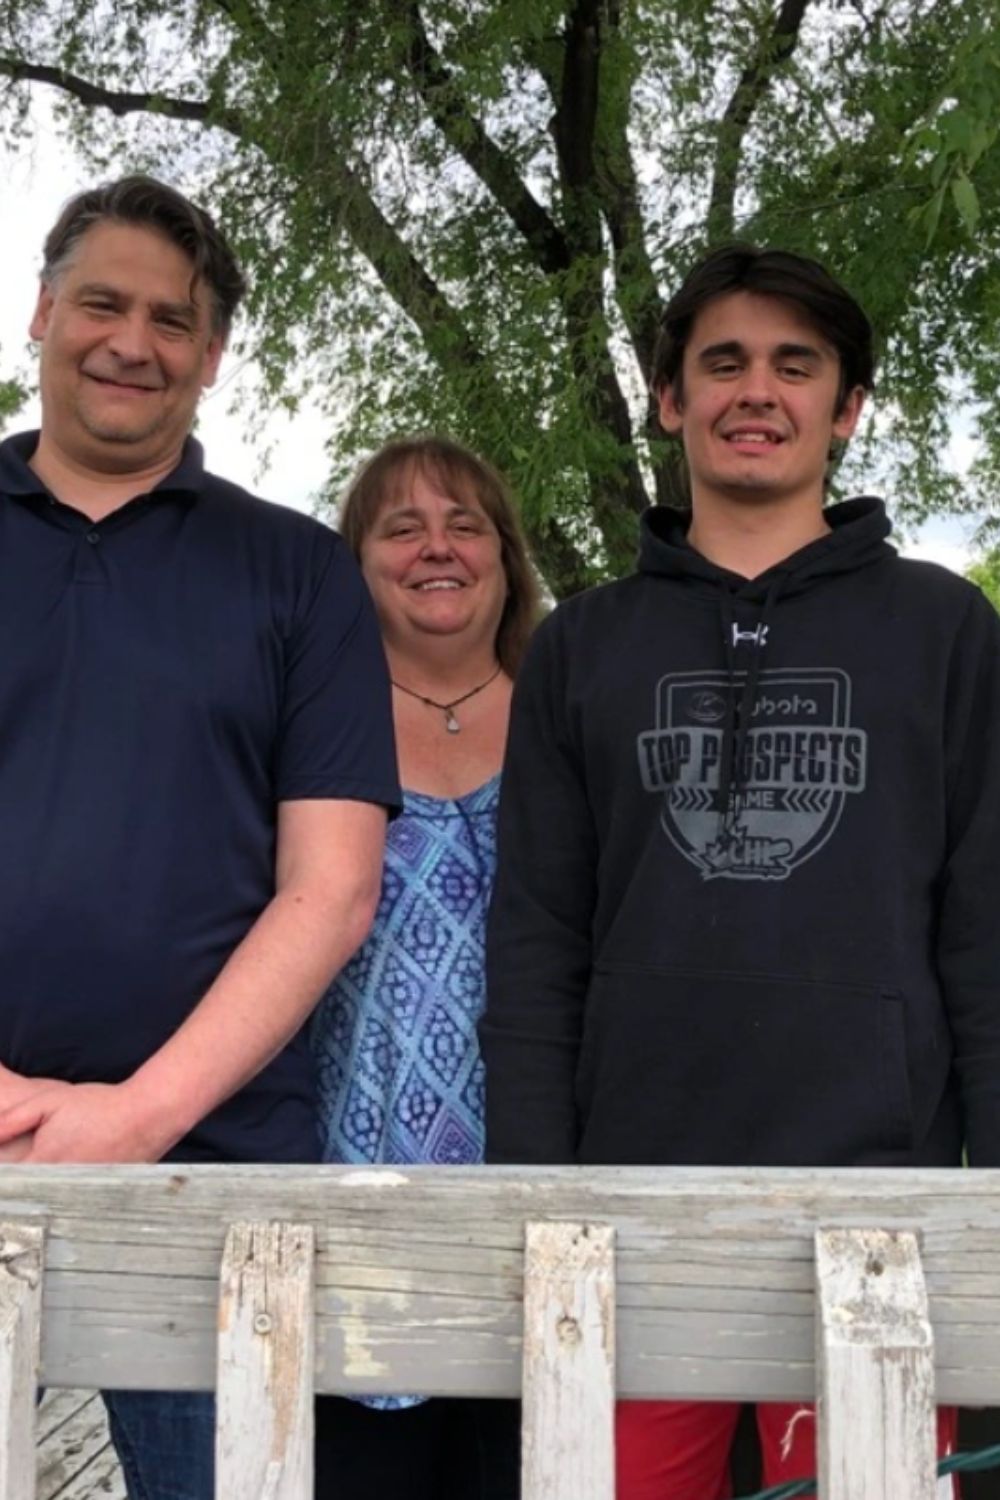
{"left": 360, "top": 465, "right": 507, "bottom": 656}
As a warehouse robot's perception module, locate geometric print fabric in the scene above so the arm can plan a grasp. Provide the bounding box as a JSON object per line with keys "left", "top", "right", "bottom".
{"left": 311, "top": 775, "right": 498, "bottom": 1170}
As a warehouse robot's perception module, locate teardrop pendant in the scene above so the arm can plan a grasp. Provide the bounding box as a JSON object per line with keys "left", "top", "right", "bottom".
{"left": 445, "top": 710, "right": 461, "bottom": 733}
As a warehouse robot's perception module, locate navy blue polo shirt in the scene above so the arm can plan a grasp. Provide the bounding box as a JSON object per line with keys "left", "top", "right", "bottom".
{"left": 0, "top": 431, "right": 400, "bottom": 1163}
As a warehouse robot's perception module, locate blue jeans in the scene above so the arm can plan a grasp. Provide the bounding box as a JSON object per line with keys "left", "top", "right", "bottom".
{"left": 103, "top": 1390, "right": 215, "bottom": 1500}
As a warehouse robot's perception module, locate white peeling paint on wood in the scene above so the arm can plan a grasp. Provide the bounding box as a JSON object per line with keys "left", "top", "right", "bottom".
{"left": 521, "top": 1221, "right": 615, "bottom": 1500}
{"left": 339, "top": 1171, "right": 410, "bottom": 1188}
{"left": 0, "top": 1164, "right": 998, "bottom": 1401}
{"left": 216, "top": 1222, "right": 315, "bottom": 1500}
{"left": 0, "top": 1221, "right": 43, "bottom": 1500}
{"left": 816, "top": 1228, "right": 937, "bottom": 1500}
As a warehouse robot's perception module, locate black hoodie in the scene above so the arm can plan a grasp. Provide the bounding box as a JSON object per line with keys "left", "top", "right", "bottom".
{"left": 482, "top": 498, "right": 1000, "bottom": 1169}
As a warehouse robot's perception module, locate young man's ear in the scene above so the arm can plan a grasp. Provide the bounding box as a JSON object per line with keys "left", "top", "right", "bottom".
{"left": 657, "top": 382, "right": 684, "bottom": 436}
{"left": 833, "top": 385, "right": 866, "bottom": 441}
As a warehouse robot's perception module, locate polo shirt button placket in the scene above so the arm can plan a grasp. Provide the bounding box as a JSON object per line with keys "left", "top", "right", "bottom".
{"left": 73, "top": 526, "right": 108, "bottom": 585}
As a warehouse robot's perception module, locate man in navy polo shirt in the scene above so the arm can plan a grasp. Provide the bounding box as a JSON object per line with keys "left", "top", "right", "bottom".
{"left": 0, "top": 176, "right": 400, "bottom": 1496}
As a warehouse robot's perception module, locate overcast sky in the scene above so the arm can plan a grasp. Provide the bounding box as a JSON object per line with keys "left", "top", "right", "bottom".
{"left": 0, "top": 93, "right": 979, "bottom": 574}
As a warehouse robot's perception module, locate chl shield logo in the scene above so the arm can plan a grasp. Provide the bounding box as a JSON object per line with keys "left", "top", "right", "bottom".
{"left": 637, "top": 668, "right": 867, "bottom": 882}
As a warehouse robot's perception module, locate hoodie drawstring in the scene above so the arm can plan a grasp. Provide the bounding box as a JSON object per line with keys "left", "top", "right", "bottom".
{"left": 716, "top": 574, "right": 785, "bottom": 834}
{"left": 717, "top": 591, "right": 740, "bottom": 828}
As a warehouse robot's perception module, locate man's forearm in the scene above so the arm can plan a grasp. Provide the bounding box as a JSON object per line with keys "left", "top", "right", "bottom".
{"left": 0, "top": 799, "right": 387, "bottom": 1163}
{"left": 120, "top": 878, "right": 379, "bottom": 1155}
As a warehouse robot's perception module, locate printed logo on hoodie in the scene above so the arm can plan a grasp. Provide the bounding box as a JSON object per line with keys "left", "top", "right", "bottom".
{"left": 637, "top": 668, "right": 868, "bottom": 881}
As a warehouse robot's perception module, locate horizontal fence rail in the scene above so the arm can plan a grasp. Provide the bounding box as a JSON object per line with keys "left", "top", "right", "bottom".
{"left": 2, "top": 1164, "right": 1000, "bottom": 1498}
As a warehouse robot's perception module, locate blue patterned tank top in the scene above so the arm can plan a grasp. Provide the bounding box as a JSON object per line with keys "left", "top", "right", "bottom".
{"left": 311, "top": 775, "right": 499, "bottom": 1170}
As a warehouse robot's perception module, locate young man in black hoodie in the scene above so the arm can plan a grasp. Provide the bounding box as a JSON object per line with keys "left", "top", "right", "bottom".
{"left": 481, "top": 246, "right": 999, "bottom": 1497}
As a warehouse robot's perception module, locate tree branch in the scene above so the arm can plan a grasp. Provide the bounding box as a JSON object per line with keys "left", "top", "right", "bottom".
{"left": 587, "top": 2, "right": 680, "bottom": 503}
{"left": 0, "top": 56, "right": 244, "bottom": 136}
{"left": 591, "top": 2, "right": 660, "bottom": 376}
{"left": 553, "top": 0, "right": 602, "bottom": 224}
{"left": 599, "top": 149, "right": 661, "bottom": 380}
{"left": 550, "top": 0, "right": 651, "bottom": 551}
{"left": 400, "top": 1, "right": 570, "bottom": 276}
{"left": 0, "top": 56, "right": 482, "bottom": 362}
{"left": 600, "top": 150, "right": 676, "bottom": 503}
{"left": 707, "top": 0, "right": 814, "bottom": 240}
{"left": 525, "top": 518, "right": 593, "bottom": 599}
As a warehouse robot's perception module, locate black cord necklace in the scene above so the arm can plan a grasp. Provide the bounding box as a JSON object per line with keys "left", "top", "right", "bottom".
{"left": 391, "top": 664, "right": 502, "bottom": 734}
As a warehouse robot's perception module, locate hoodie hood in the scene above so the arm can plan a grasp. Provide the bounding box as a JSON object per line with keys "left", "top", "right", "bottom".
{"left": 638, "top": 495, "right": 894, "bottom": 600}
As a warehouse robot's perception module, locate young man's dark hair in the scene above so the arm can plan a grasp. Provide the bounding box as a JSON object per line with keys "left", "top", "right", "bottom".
{"left": 652, "top": 243, "right": 876, "bottom": 409}
{"left": 41, "top": 174, "right": 247, "bottom": 338}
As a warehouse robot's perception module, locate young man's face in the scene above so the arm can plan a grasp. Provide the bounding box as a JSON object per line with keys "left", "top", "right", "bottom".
{"left": 657, "top": 290, "right": 865, "bottom": 512}
{"left": 29, "top": 219, "right": 223, "bottom": 476}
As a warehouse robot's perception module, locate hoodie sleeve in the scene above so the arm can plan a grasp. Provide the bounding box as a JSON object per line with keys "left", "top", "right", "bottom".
{"left": 938, "top": 588, "right": 1000, "bottom": 1166}
{"left": 480, "top": 612, "right": 597, "bottom": 1163}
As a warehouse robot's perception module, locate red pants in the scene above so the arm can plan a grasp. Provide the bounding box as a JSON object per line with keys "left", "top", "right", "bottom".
{"left": 616, "top": 1400, "right": 959, "bottom": 1499}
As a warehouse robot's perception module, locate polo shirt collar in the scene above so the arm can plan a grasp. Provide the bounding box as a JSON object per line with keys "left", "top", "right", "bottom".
{"left": 0, "top": 430, "right": 208, "bottom": 504}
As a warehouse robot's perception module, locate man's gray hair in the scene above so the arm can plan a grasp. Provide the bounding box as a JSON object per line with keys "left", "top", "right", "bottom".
{"left": 42, "top": 175, "right": 247, "bottom": 338}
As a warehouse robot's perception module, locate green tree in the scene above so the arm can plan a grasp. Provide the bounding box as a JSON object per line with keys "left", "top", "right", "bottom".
{"left": 1, "top": 1, "right": 998, "bottom": 592}
{"left": 967, "top": 546, "right": 1000, "bottom": 610}
{"left": 0, "top": 350, "right": 25, "bottom": 435}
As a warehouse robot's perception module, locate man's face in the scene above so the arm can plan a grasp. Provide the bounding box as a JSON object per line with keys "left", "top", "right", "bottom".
{"left": 29, "top": 220, "right": 223, "bottom": 474}
{"left": 658, "top": 290, "right": 865, "bottom": 511}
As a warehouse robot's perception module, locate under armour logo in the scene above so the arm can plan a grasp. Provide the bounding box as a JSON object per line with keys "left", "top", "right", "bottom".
{"left": 732, "top": 623, "right": 769, "bottom": 647}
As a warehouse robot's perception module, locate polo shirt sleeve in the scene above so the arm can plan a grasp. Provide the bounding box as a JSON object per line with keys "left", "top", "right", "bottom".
{"left": 275, "top": 536, "right": 401, "bottom": 812}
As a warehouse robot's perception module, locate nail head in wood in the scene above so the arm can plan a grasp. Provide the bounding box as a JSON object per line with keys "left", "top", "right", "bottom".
{"left": 216, "top": 1221, "right": 315, "bottom": 1500}
{"left": 521, "top": 1221, "right": 616, "bottom": 1500}
{"left": 815, "top": 1227, "right": 937, "bottom": 1500}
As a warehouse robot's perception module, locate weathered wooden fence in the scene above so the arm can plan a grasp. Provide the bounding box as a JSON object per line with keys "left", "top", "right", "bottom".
{"left": 3, "top": 1164, "right": 1000, "bottom": 1499}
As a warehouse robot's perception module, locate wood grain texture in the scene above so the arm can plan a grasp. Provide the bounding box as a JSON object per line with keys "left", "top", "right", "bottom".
{"left": 816, "top": 1229, "right": 937, "bottom": 1500}
{"left": 521, "top": 1222, "right": 615, "bottom": 1500}
{"left": 216, "top": 1222, "right": 314, "bottom": 1500}
{"left": 0, "top": 1164, "right": 999, "bottom": 1401}
{"left": 0, "top": 1221, "right": 43, "bottom": 1500}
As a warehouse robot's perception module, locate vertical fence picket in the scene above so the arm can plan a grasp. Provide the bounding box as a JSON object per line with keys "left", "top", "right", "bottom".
{"left": 521, "top": 1221, "right": 615, "bottom": 1500}
{"left": 816, "top": 1227, "right": 937, "bottom": 1500}
{"left": 216, "top": 1221, "right": 315, "bottom": 1500}
{"left": 0, "top": 1221, "right": 43, "bottom": 1500}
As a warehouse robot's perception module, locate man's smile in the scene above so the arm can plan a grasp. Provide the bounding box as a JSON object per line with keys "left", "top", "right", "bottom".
{"left": 83, "top": 371, "right": 163, "bottom": 393}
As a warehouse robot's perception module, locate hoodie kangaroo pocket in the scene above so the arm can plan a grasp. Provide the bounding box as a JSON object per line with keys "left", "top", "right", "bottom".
{"left": 575, "top": 967, "right": 913, "bottom": 1166}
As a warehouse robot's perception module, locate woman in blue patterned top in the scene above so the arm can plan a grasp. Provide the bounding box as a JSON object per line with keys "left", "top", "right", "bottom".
{"left": 312, "top": 436, "right": 540, "bottom": 1500}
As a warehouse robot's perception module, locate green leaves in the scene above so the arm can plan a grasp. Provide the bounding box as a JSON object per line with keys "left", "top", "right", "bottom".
{"left": 905, "top": 14, "right": 1000, "bottom": 244}
{"left": 0, "top": 359, "right": 26, "bottom": 435}
{"left": 951, "top": 170, "right": 980, "bottom": 234}
{"left": 2, "top": 0, "right": 1000, "bottom": 589}
{"left": 967, "top": 547, "right": 1000, "bottom": 611}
